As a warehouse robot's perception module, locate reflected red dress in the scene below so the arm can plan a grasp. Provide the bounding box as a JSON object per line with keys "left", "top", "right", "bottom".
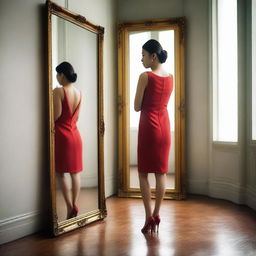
{"left": 137, "top": 71, "right": 173, "bottom": 174}
{"left": 54, "top": 87, "right": 83, "bottom": 173}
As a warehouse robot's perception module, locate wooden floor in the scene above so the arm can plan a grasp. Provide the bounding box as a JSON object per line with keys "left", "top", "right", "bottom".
{"left": 1, "top": 195, "right": 256, "bottom": 256}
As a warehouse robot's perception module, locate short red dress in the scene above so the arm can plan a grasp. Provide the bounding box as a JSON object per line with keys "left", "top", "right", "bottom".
{"left": 54, "top": 87, "right": 83, "bottom": 173}
{"left": 137, "top": 71, "right": 173, "bottom": 174}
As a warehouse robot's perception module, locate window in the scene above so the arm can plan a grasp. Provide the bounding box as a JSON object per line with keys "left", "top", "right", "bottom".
{"left": 212, "top": 0, "right": 238, "bottom": 142}
{"left": 129, "top": 32, "right": 150, "bottom": 128}
{"left": 252, "top": 0, "right": 256, "bottom": 140}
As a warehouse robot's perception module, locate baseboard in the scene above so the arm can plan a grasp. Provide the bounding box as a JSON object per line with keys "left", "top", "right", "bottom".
{"left": 0, "top": 211, "right": 40, "bottom": 245}
{"left": 81, "top": 175, "right": 98, "bottom": 187}
{"left": 188, "top": 179, "right": 256, "bottom": 212}
{"left": 105, "top": 175, "right": 116, "bottom": 197}
{"left": 245, "top": 186, "right": 256, "bottom": 211}
{"left": 188, "top": 179, "right": 209, "bottom": 195}
{"left": 208, "top": 180, "right": 246, "bottom": 205}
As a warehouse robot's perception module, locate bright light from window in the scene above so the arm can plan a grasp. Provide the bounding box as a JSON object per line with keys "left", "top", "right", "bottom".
{"left": 213, "top": 0, "right": 238, "bottom": 142}
{"left": 129, "top": 32, "right": 150, "bottom": 128}
{"left": 159, "top": 30, "right": 175, "bottom": 131}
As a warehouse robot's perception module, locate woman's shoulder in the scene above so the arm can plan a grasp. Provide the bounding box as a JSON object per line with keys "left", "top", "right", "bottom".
{"left": 53, "top": 87, "right": 62, "bottom": 92}
{"left": 53, "top": 87, "right": 64, "bottom": 99}
{"left": 137, "top": 72, "right": 149, "bottom": 83}
{"left": 139, "top": 71, "right": 149, "bottom": 78}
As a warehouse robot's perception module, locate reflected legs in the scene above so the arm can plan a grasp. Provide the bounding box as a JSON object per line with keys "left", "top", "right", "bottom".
{"left": 70, "top": 173, "right": 81, "bottom": 207}
{"left": 57, "top": 172, "right": 81, "bottom": 219}
{"left": 57, "top": 173, "right": 73, "bottom": 218}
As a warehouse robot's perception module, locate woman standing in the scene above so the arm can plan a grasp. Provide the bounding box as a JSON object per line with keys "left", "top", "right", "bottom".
{"left": 53, "top": 61, "right": 83, "bottom": 219}
{"left": 134, "top": 39, "right": 173, "bottom": 233}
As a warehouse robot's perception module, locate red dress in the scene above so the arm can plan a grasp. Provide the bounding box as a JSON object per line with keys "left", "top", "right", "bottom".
{"left": 137, "top": 71, "right": 173, "bottom": 174}
{"left": 54, "top": 87, "right": 83, "bottom": 173}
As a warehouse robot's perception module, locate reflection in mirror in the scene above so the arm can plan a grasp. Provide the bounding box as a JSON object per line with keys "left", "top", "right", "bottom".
{"left": 52, "top": 15, "right": 99, "bottom": 222}
{"left": 129, "top": 30, "right": 175, "bottom": 189}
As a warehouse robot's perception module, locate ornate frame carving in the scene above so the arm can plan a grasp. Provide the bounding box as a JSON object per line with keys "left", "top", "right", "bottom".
{"left": 47, "top": 0, "right": 106, "bottom": 236}
{"left": 117, "top": 18, "right": 187, "bottom": 200}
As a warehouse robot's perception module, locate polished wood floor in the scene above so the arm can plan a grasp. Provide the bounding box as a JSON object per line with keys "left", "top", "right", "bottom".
{"left": 1, "top": 195, "right": 256, "bottom": 256}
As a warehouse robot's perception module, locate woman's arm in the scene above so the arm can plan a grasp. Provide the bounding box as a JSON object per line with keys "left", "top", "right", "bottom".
{"left": 53, "top": 88, "right": 62, "bottom": 121}
{"left": 134, "top": 72, "right": 148, "bottom": 112}
{"left": 77, "top": 92, "right": 82, "bottom": 120}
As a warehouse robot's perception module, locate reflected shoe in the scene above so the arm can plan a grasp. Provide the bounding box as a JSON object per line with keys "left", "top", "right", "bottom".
{"left": 141, "top": 216, "right": 155, "bottom": 233}
{"left": 67, "top": 205, "right": 78, "bottom": 219}
{"left": 73, "top": 205, "right": 78, "bottom": 217}
{"left": 153, "top": 215, "right": 161, "bottom": 232}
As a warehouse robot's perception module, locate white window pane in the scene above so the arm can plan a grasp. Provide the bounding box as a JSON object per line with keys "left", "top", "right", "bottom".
{"left": 252, "top": 0, "right": 256, "bottom": 140}
{"left": 213, "top": 0, "right": 238, "bottom": 142}
{"left": 129, "top": 32, "right": 150, "bottom": 128}
{"left": 159, "top": 30, "right": 175, "bottom": 131}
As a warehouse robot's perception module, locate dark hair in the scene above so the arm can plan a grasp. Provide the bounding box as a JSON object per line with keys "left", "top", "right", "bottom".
{"left": 56, "top": 61, "right": 77, "bottom": 83}
{"left": 142, "top": 39, "right": 168, "bottom": 64}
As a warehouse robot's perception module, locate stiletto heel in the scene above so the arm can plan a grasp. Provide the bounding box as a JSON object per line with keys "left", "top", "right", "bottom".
{"left": 153, "top": 215, "right": 161, "bottom": 232}
{"left": 67, "top": 205, "right": 79, "bottom": 219}
{"left": 72, "top": 205, "right": 78, "bottom": 217}
{"left": 141, "top": 216, "right": 155, "bottom": 233}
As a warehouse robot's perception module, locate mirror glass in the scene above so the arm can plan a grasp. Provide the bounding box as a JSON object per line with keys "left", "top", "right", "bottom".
{"left": 52, "top": 14, "right": 99, "bottom": 222}
{"left": 128, "top": 30, "right": 175, "bottom": 189}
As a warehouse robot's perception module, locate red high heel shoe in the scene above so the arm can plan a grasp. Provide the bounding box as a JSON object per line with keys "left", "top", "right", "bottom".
{"left": 67, "top": 205, "right": 79, "bottom": 219}
{"left": 72, "top": 205, "right": 78, "bottom": 217}
{"left": 153, "top": 215, "right": 161, "bottom": 232}
{"left": 141, "top": 216, "right": 155, "bottom": 233}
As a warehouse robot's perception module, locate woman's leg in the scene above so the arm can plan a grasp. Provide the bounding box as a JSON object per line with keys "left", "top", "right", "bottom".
{"left": 56, "top": 173, "right": 73, "bottom": 216}
{"left": 138, "top": 172, "right": 152, "bottom": 220}
{"left": 153, "top": 173, "right": 166, "bottom": 217}
{"left": 70, "top": 172, "right": 81, "bottom": 207}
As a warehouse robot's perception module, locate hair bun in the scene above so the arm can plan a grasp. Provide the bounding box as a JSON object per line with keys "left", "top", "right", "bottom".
{"left": 159, "top": 50, "right": 168, "bottom": 63}
{"left": 56, "top": 62, "right": 77, "bottom": 83}
{"left": 67, "top": 72, "right": 77, "bottom": 83}
{"left": 70, "top": 73, "right": 77, "bottom": 82}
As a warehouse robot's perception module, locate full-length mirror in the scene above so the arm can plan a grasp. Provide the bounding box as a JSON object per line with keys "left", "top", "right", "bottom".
{"left": 47, "top": 1, "right": 106, "bottom": 236}
{"left": 118, "top": 18, "right": 186, "bottom": 199}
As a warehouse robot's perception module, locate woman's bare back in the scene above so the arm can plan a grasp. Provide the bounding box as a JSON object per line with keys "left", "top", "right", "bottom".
{"left": 62, "top": 86, "right": 81, "bottom": 115}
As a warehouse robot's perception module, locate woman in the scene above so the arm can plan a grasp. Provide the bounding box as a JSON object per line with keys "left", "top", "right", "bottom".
{"left": 134, "top": 39, "right": 173, "bottom": 233}
{"left": 53, "top": 61, "right": 83, "bottom": 219}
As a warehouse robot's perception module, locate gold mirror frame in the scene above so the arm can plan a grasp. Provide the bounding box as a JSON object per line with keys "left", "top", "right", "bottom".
{"left": 47, "top": 0, "right": 106, "bottom": 236}
{"left": 117, "top": 18, "right": 186, "bottom": 200}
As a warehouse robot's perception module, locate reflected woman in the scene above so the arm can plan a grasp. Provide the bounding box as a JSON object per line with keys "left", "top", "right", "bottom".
{"left": 53, "top": 61, "right": 83, "bottom": 219}
{"left": 134, "top": 39, "right": 173, "bottom": 233}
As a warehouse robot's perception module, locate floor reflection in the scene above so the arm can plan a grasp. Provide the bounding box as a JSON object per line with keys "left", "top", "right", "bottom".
{"left": 56, "top": 187, "right": 98, "bottom": 221}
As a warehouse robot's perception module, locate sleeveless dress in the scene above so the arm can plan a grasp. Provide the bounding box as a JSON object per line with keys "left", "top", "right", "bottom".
{"left": 54, "top": 87, "right": 83, "bottom": 173}
{"left": 137, "top": 71, "right": 173, "bottom": 174}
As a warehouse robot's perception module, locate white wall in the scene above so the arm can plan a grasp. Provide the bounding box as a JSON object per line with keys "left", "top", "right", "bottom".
{"left": 0, "top": 0, "right": 117, "bottom": 245}
{"left": 0, "top": 0, "right": 47, "bottom": 245}
{"left": 245, "top": 0, "right": 256, "bottom": 211}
